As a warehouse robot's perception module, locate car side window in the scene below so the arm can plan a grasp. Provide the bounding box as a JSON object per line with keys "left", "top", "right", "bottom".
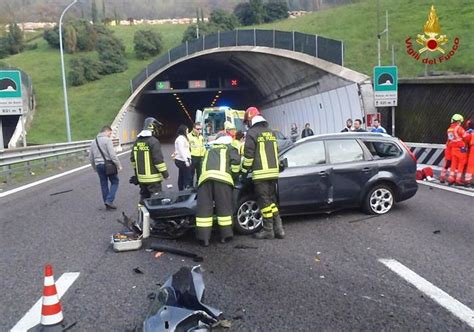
{"left": 363, "top": 141, "right": 402, "bottom": 159}
{"left": 327, "top": 139, "right": 364, "bottom": 164}
{"left": 283, "top": 140, "right": 325, "bottom": 167}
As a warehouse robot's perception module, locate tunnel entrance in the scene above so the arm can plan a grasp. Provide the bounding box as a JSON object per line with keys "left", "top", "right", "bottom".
{"left": 136, "top": 54, "right": 262, "bottom": 138}
{"left": 114, "top": 30, "right": 374, "bottom": 144}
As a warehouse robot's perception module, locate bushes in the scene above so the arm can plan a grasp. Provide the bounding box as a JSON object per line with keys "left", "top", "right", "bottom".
{"left": 43, "top": 20, "right": 97, "bottom": 53}
{"left": 69, "top": 57, "right": 103, "bottom": 86}
{"left": 235, "top": 0, "right": 289, "bottom": 26}
{"left": 133, "top": 30, "right": 163, "bottom": 60}
{"left": 0, "top": 22, "right": 25, "bottom": 58}
{"left": 96, "top": 34, "right": 128, "bottom": 74}
{"left": 182, "top": 9, "right": 238, "bottom": 43}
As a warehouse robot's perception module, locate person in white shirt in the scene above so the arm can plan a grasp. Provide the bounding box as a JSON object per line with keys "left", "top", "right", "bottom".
{"left": 174, "top": 124, "right": 192, "bottom": 190}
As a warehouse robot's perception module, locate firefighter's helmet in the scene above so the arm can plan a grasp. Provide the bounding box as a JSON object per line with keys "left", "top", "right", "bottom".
{"left": 244, "top": 107, "right": 261, "bottom": 125}
{"left": 451, "top": 114, "right": 464, "bottom": 123}
{"left": 143, "top": 117, "right": 163, "bottom": 136}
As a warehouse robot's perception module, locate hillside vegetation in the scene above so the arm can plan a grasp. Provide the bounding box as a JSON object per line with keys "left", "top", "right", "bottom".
{"left": 3, "top": 0, "right": 473, "bottom": 143}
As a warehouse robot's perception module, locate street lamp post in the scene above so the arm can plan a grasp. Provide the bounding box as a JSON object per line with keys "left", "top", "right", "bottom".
{"left": 59, "top": 0, "right": 78, "bottom": 142}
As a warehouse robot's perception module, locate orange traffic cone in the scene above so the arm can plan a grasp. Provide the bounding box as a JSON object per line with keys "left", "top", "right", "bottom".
{"left": 40, "top": 265, "right": 63, "bottom": 327}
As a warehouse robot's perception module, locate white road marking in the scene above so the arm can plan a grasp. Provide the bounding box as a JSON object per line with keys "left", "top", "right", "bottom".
{"left": 10, "top": 272, "right": 80, "bottom": 332}
{"left": 417, "top": 180, "right": 474, "bottom": 197}
{"left": 0, "top": 151, "right": 130, "bottom": 198}
{"left": 379, "top": 259, "right": 474, "bottom": 328}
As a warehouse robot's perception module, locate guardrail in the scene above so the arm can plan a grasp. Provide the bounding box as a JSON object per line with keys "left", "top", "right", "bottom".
{"left": 406, "top": 142, "right": 445, "bottom": 167}
{"left": 0, "top": 139, "right": 122, "bottom": 184}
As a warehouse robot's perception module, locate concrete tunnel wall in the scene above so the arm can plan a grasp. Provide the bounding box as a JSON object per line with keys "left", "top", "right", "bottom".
{"left": 112, "top": 46, "right": 374, "bottom": 144}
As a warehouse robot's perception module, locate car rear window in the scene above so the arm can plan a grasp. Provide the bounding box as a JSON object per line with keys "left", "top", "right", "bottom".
{"left": 362, "top": 141, "right": 402, "bottom": 159}
{"left": 327, "top": 139, "right": 364, "bottom": 164}
{"left": 283, "top": 140, "right": 325, "bottom": 167}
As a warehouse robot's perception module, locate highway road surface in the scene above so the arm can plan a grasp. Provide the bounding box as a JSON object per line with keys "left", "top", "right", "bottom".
{"left": 1, "top": 143, "right": 473, "bottom": 331}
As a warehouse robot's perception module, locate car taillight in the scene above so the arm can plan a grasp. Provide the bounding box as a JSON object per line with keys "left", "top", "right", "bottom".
{"left": 399, "top": 140, "right": 417, "bottom": 163}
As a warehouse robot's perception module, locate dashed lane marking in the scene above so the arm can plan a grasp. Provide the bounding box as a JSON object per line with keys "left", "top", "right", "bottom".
{"left": 10, "top": 272, "right": 80, "bottom": 331}
{"left": 379, "top": 259, "right": 474, "bottom": 329}
{"left": 417, "top": 180, "right": 474, "bottom": 197}
{"left": 0, "top": 151, "right": 130, "bottom": 199}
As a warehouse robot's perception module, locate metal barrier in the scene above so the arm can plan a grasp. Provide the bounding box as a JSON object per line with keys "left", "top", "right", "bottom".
{"left": 406, "top": 142, "right": 445, "bottom": 167}
{"left": 130, "top": 29, "right": 344, "bottom": 93}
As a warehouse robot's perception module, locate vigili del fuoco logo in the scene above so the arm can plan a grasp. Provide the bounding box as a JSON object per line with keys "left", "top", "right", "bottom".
{"left": 405, "top": 5, "right": 459, "bottom": 65}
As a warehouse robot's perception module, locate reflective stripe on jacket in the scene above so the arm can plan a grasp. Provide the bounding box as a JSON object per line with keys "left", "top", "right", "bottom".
{"left": 242, "top": 122, "right": 279, "bottom": 181}
{"left": 188, "top": 132, "right": 205, "bottom": 157}
{"left": 131, "top": 136, "right": 167, "bottom": 184}
{"left": 447, "top": 123, "right": 467, "bottom": 149}
{"left": 199, "top": 143, "right": 240, "bottom": 186}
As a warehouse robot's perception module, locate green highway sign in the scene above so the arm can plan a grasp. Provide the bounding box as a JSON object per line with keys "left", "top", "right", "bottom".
{"left": 156, "top": 81, "right": 171, "bottom": 90}
{"left": 0, "top": 70, "right": 23, "bottom": 115}
{"left": 373, "top": 66, "right": 398, "bottom": 107}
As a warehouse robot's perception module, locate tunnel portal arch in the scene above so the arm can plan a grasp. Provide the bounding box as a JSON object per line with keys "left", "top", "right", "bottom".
{"left": 113, "top": 30, "right": 374, "bottom": 144}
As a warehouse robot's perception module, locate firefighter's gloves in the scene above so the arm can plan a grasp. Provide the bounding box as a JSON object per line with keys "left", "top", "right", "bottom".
{"left": 162, "top": 170, "right": 170, "bottom": 179}
{"left": 129, "top": 175, "right": 139, "bottom": 185}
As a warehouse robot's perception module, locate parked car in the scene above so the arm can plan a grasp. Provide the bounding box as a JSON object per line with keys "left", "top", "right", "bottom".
{"left": 234, "top": 132, "right": 418, "bottom": 234}
{"left": 145, "top": 133, "right": 418, "bottom": 237}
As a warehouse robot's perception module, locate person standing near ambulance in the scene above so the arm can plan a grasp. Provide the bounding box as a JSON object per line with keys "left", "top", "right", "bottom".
{"left": 195, "top": 133, "right": 241, "bottom": 246}
{"left": 188, "top": 122, "right": 205, "bottom": 187}
{"left": 131, "top": 118, "right": 169, "bottom": 203}
{"left": 241, "top": 107, "right": 284, "bottom": 240}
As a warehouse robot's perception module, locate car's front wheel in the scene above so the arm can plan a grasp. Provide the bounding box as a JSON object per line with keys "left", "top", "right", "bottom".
{"left": 234, "top": 196, "right": 263, "bottom": 234}
{"left": 363, "top": 184, "right": 395, "bottom": 215}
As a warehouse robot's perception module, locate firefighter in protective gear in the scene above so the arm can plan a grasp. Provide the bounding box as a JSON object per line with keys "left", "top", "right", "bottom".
{"left": 447, "top": 114, "right": 468, "bottom": 185}
{"left": 242, "top": 107, "right": 284, "bottom": 240}
{"left": 188, "top": 122, "right": 205, "bottom": 186}
{"left": 131, "top": 117, "right": 169, "bottom": 203}
{"left": 465, "top": 119, "right": 474, "bottom": 186}
{"left": 195, "top": 133, "right": 241, "bottom": 247}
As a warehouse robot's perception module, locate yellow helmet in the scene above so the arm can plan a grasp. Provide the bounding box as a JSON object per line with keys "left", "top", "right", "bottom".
{"left": 451, "top": 114, "right": 464, "bottom": 123}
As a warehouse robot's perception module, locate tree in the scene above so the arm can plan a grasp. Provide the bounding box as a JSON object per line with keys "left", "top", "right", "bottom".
{"left": 209, "top": 9, "right": 238, "bottom": 31}
{"left": 0, "top": 38, "right": 9, "bottom": 59}
{"left": 7, "top": 22, "right": 25, "bottom": 54}
{"left": 64, "top": 25, "right": 77, "bottom": 53}
{"left": 196, "top": 8, "right": 200, "bottom": 23}
{"left": 102, "top": 0, "right": 106, "bottom": 19}
{"left": 133, "top": 29, "right": 164, "bottom": 59}
{"left": 91, "top": 0, "right": 98, "bottom": 24}
{"left": 263, "top": 0, "right": 289, "bottom": 23}
{"left": 43, "top": 26, "right": 60, "bottom": 48}
{"left": 200, "top": 8, "right": 205, "bottom": 22}
{"left": 114, "top": 7, "right": 120, "bottom": 25}
{"left": 71, "top": 20, "right": 97, "bottom": 52}
{"left": 96, "top": 34, "right": 127, "bottom": 74}
{"left": 234, "top": 0, "right": 267, "bottom": 26}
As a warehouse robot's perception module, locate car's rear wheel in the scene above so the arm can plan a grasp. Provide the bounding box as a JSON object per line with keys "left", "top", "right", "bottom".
{"left": 234, "top": 196, "right": 263, "bottom": 234}
{"left": 363, "top": 184, "right": 394, "bottom": 215}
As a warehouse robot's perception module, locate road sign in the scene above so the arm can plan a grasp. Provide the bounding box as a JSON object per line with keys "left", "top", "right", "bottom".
{"left": 373, "top": 66, "right": 398, "bottom": 107}
{"left": 0, "top": 70, "right": 23, "bottom": 115}
{"left": 156, "top": 81, "right": 170, "bottom": 90}
{"left": 188, "top": 80, "right": 206, "bottom": 89}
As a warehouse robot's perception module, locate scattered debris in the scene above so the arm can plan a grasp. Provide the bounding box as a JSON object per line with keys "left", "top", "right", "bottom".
{"left": 49, "top": 189, "right": 73, "bottom": 196}
{"left": 212, "top": 319, "right": 233, "bottom": 328}
{"left": 150, "top": 244, "right": 204, "bottom": 262}
{"left": 232, "top": 314, "right": 244, "bottom": 320}
{"left": 62, "top": 321, "right": 77, "bottom": 331}
{"left": 433, "top": 230, "right": 441, "bottom": 234}
{"left": 319, "top": 275, "right": 325, "bottom": 279}
{"left": 166, "top": 184, "right": 173, "bottom": 189}
{"left": 143, "top": 266, "right": 222, "bottom": 331}
{"left": 147, "top": 293, "right": 156, "bottom": 300}
{"left": 234, "top": 244, "right": 258, "bottom": 250}
{"left": 133, "top": 267, "right": 144, "bottom": 274}
{"left": 145, "top": 249, "right": 153, "bottom": 252}
{"left": 154, "top": 251, "right": 163, "bottom": 259}
{"left": 314, "top": 256, "right": 321, "bottom": 263}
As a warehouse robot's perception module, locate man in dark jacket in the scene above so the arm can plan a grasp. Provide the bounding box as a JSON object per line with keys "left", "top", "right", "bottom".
{"left": 195, "top": 133, "right": 240, "bottom": 246}
{"left": 341, "top": 118, "right": 353, "bottom": 132}
{"left": 131, "top": 118, "right": 169, "bottom": 203}
{"left": 301, "top": 123, "right": 314, "bottom": 138}
{"left": 352, "top": 119, "right": 367, "bottom": 132}
{"left": 242, "top": 107, "right": 284, "bottom": 240}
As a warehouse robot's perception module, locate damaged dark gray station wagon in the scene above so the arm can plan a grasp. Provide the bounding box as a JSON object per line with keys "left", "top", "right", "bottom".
{"left": 235, "top": 132, "right": 418, "bottom": 234}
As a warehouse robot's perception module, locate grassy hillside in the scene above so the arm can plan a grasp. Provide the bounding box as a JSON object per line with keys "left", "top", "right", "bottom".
{"left": 3, "top": 0, "right": 473, "bottom": 144}
{"left": 4, "top": 24, "right": 187, "bottom": 144}
{"left": 252, "top": 0, "right": 474, "bottom": 78}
